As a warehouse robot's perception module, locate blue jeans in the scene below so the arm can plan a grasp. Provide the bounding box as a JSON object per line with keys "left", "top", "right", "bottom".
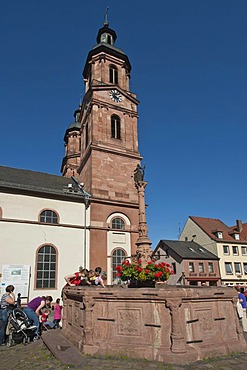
{"left": 0, "top": 309, "right": 9, "bottom": 344}
{"left": 22, "top": 307, "right": 39, "bottom": 335}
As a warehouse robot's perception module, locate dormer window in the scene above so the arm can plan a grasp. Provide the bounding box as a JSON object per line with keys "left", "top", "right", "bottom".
{"left": 212, "top": 229, "right": 223, "bottom": 239}
{"left": 217, "top": 231, "right": 223, "bottom": 239}
{"left": 234, "top": 233, "right": 240, "bottom": 240}
{"left": 198, "top": 247, "right": 205, "bottom": 253}
{"left": 189, "top": 247, "right": 196, "bottom": 252}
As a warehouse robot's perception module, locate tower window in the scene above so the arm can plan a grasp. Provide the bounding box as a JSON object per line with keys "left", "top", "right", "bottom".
{"left": 39, "top": 210, "right": 58, "bottom": 224}
{"left": 101, "top": 33, "right": 113, "bottom": 45}
{"left": 109, "top": 65, "right": 118, "bottom": 84}
{"left": 111, "top": 115, "right": 121, "bottom": 139}
{"left": 36, "top": 245, "right": 57, "bottom": 288}
{"left": 112, "top": 217, "right": 125, "bottom": 230}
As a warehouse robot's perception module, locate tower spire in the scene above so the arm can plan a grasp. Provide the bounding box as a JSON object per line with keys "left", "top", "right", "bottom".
{"left": 104, "top": 6, "right": 109, "bottom": 27}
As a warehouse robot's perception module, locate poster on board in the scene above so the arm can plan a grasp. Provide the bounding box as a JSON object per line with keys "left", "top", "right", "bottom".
{"left": 1, "top": 265, "right": 30, "bottom": 298}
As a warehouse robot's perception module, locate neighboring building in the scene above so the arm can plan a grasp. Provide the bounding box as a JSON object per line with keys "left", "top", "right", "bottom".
{"left": 61, "top": 21, "right": 143, "bottom": 282}
{"left": 153, "top": 240, "right": 220, "bottom": 286}
{"left": 0, "top": 165, "right": 90, "bottom": 300}
{"left": 179, "top": 216, "right": 247, "bottom": 286}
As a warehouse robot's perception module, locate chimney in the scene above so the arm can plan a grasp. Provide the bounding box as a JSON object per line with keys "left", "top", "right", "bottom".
{"left": 236, "top": 219, "right": 243, "bottom": 233}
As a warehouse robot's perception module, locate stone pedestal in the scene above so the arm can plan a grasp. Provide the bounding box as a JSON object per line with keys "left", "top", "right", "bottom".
{"left": 61, "top": 285, "right": 246, "bottom": 364}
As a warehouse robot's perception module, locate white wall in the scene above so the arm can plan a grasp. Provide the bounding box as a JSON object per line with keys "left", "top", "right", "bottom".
{"left": 0, "top": 192, "right": 89, "bottom": 302}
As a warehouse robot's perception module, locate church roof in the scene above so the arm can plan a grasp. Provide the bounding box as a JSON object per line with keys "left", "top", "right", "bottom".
{"left": 154, "top": 240, "right": 219, "bottom": 260}
{"left": 82, "top": 23, "right": 131, "bottom": 79}
{"left": 0, "top": 165, "right": 84, "bottom": 200}
{"left": 68, "top": 121, "right": 81, "bottom": 130}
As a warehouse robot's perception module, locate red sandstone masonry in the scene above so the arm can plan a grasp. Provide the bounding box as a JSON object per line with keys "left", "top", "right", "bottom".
{"left": 62, "top": 285, "right": 246, "bottom": 364}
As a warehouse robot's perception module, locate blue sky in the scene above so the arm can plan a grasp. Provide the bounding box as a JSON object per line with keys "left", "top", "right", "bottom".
{"left": 1, "top": 1, "right": 247, "bottom": 248}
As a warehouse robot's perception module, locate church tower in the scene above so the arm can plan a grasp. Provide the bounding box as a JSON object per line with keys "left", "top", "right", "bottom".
{"left": 62, "top": 19, "right": 143, "bottom": 282}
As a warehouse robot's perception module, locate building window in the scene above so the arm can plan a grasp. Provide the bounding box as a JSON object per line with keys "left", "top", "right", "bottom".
{"left": 189, "top": 247, "right": 196, "bottom": 253}
{"left": 234, "top": 262, "right": 242, "bottom": 275}
{"left": 112, "top": 217, "right": 125, "bottom": 230}
{"left": 112, "top": 249, "right": 126, "bottom": 281}
{"left": 232, "top": 246, "right": 239, "bottom": 255}
{"left": 243, "top": 263, "right": 247, "bottom": 275}
{"left": 225, "top": 262, "right": 233, "bottom": 274}
{"left": 111, "top": 115, "right": 121, "bottom": 139}
{"left": 39, "top": 210, "right": 58, "bottom": 224}
{"left": 208, "top": 262, "right": 214, "bottom": 273}
{"left": 217, "top": 231, "right": 223, "bottom": 239}
{"left": 198, "top": 248, "right": 205, "bottom": 253}
{"left": 36, "top": 245, "right": 57, "bottom": 288}
{"left": 189, "top": 262, "right": 194, "bottom": 272}
{"left": 241, "top": 246, "right": 247, "bottom": 255}
{"left": 199, "top": 263, "right": 204, "bottom": 273}
{"left": 223, "top": 245, "right": 229, "bottom": 255}
{"left": 109, "top": 65, "right": 118, "bottom": 84}
{"left": 234, "top": 233, "right": 240, "bottom": 240}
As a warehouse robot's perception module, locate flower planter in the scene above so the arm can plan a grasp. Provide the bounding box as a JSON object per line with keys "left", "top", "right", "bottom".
{"left": 128, "top": 280, "right": 156, "bottom": 288}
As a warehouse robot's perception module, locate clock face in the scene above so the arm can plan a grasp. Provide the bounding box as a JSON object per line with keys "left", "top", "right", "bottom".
{"left": 109, "top": 89, "right": 122, "bottom": 103}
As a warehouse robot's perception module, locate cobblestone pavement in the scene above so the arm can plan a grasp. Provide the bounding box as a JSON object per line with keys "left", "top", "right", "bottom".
{"left": 1, "top": 339, "right": 247, "bottom": 370}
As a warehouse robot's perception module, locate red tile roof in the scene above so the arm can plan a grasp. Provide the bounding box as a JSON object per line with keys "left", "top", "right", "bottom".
{"left": 190, "top": 216, "right": 247, "bottom": 243}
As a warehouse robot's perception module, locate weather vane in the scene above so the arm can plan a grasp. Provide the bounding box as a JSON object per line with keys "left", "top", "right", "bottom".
{"left": 104, "top": 6, "right": 109, "bottom": 26}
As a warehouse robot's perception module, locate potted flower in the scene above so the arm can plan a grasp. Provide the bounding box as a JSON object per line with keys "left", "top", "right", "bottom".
{"left": 116, "top": 259, "right": 173, "bottom": 287}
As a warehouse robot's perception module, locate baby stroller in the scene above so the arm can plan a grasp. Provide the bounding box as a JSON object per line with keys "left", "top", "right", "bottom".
{"left": 6, "top": 308, "right": 36, "bottom": 347}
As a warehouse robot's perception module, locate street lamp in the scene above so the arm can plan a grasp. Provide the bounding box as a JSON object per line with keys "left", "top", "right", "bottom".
{"left": 71, "top": 177, "right": 91, "bottom": 269}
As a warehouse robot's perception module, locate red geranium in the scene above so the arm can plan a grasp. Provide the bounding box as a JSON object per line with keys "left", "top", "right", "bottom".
{"left": 116, "top": 259, "right": 172, "bottom": 282}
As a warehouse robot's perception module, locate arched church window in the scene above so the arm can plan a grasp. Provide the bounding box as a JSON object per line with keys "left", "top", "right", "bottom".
{"left": 111, "top": 115, "right": 121, "bottom": 140}
{"left": 36, "top": 244, "right": 57, "bottom": 288}
{"left": 112, "top": 248, "right": 126, "bottom": 282}
{"left": 39, "top": 210, "right": 58, "bottom": 224}
{"left": 112, "top": 217, "right": 125, "bottom": 230}
{"left": 109, "top": 65, "right": 118, "bottom": 84}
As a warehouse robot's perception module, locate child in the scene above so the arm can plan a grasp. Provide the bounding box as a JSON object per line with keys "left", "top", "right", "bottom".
{"left": 39, "top": 308, "right": 54, "bottom": 329}
{"left": 16, "top": 293, "right": 21, "bottom": 309}
{"left": 89, "top": 267, "right": 105, "bottom": 288}
{"left": 53, "top": 298, "right": 62, "bottom": 329}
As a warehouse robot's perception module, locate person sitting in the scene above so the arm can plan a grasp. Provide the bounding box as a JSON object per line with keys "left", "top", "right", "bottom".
{"left": 64, "top": 267, "right": 90, "bottom": 286}
{"left": 0, "top": 285, "right": 15, "bottom": 346}
{"left": 39, "top": 308, "right": 54, "bottom": 330}
{"left": 89, "top": 267, "right": 105, "bottom": 288}
{"left": 22, "top": 295, "right": 53, "bottom": 340}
